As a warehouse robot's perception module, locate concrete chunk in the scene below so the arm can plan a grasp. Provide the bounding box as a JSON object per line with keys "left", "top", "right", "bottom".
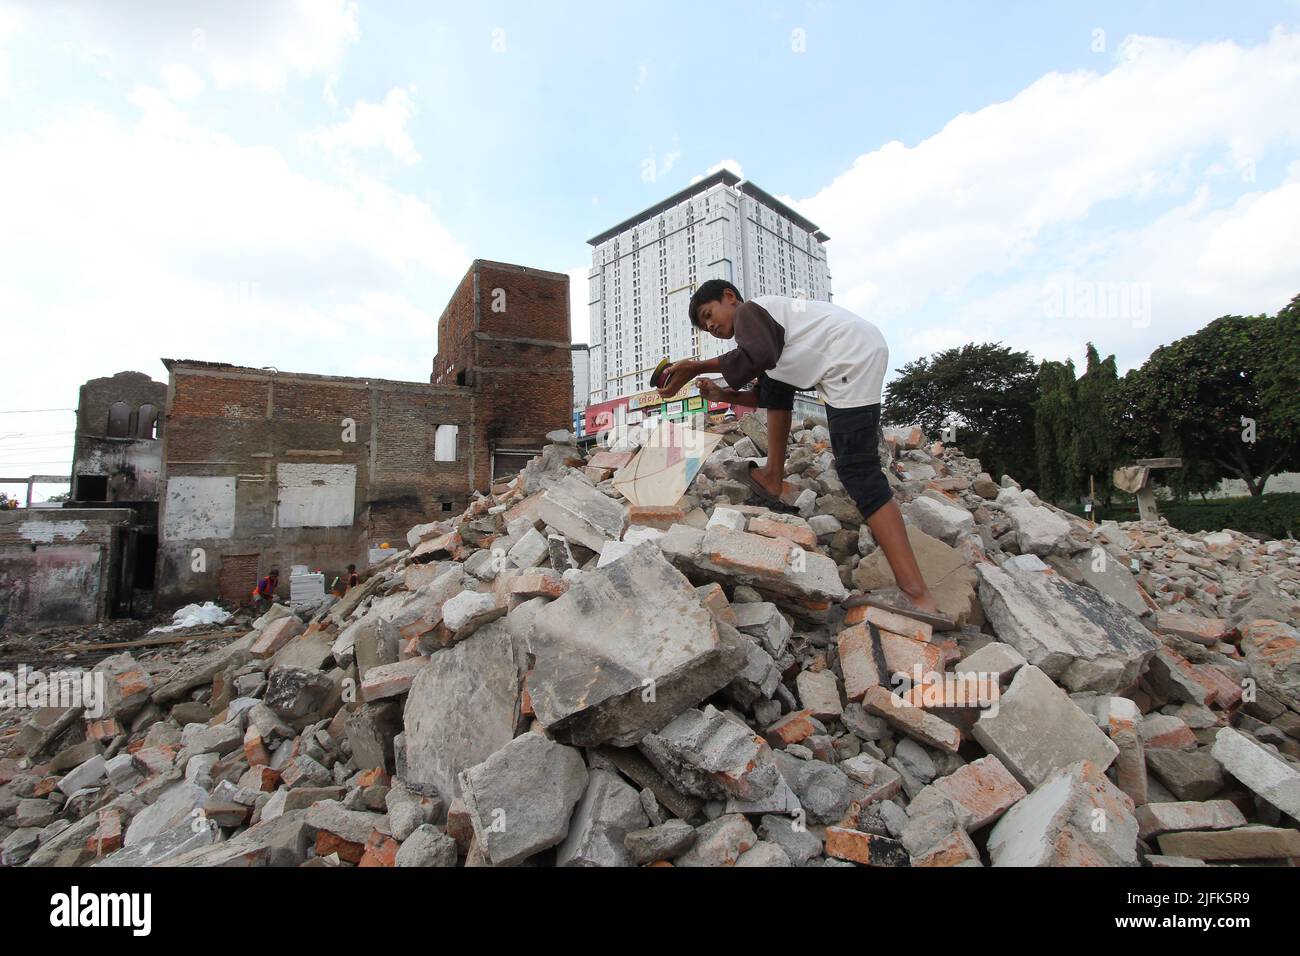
{"left": 976, "top": 563, "right": 1159, "bottom": 693}
{"left": 403, "top": 623, "right": 526, "bottom": 801}
{"left": 556, "top": 768, "right": 648, "bottom": 867}
{"left": 1135, "top": 800, "right": 1247, "bottom": 840}
{"left": 1210, "top": 726, "right": 1300, "bottom": 821}
{"left": 459, "top": 731, "right": 589, "bottom": 867}
{"left": 527, "top": 545, "right": 746, "bottom": 746}
{"left": 987, "top": 760, "right": 1138, "bottom": 866}
{"left": 972, "top": 665, "right": 1119, "bottom": 788}
{"left": 534, "top": 475, "right": 627, "bottom": 552}
{"left": 638, "top": 705, "right": 780, "bottom": 801}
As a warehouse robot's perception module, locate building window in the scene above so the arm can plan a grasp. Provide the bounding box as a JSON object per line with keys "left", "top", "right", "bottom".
{"left": 107, "top": 401, "right": 131, "bottom": 438}
{"left": 434, "top": 424, "right": 459, "bottom": 462}
{"left": 137, "top": 404, "right": 158, "bottom": 439}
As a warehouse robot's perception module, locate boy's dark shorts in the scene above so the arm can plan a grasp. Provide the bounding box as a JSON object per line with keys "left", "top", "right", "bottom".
{"left": 826, "top": 402, "right": 893, "bottom": 522}
{"left": 754, "top": 373, "right": 796, "bottom": 411}
{"left": 751, "top": 379, "right": 893, "bottom": 522}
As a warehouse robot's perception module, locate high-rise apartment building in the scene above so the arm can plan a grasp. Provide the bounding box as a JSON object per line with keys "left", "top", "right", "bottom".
{"left": 585, "top": 169, "right": 831, "bottom": 405}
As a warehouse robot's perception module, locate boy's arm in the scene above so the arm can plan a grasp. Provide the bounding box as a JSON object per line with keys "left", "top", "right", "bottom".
{"left": 697, "top": 377, "right": 759, "bottom": 406}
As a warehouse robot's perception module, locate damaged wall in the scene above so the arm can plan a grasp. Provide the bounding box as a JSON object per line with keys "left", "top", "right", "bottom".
{"left": 155, "top": 362, "right": 475, "bottom": 609}
{"left": 72, "top": 371, "right": 167, "bottom": 503}
{"left": 432, "top": 260, "right": 574, "bottom": 485}
{"left": 0, "top": 508, "right": 133, "bottom": 631}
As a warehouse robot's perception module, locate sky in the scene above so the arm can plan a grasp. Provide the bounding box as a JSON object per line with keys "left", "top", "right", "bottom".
{"left": 2, "top": 1, "right": 1299, "bottom": 500}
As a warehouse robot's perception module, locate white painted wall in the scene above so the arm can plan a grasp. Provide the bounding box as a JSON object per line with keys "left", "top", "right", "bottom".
{"left": 275, "top": 463, "right": 356, "bottom": 529}
{"left": 163, "top": 476, "right": 236, "bottom": 541}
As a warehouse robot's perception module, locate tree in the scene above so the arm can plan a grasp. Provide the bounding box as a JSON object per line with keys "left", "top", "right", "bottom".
{"left": 1074, "top": 344, "right": 1120, "bottom": 504}
{"left": 1112, "top": 302, "right": 1300, "bottom": 496}
{"left": 884, "top": 343, "right": 1040, "bottom": 487}
{"left": 1034, "top": 359, "right": 1079, "bottom": 503}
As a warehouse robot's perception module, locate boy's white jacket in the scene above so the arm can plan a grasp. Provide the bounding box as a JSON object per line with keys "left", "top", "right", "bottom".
{"left": 752, "top": 294, "right": 889, "bottom": 409}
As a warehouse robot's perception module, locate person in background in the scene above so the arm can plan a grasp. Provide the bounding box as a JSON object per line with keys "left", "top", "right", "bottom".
{"left": 347, "top": 564, "right": 360, "bottom": 590}
{"left": 252, "top": 568, "right": 279, "bottom": 615}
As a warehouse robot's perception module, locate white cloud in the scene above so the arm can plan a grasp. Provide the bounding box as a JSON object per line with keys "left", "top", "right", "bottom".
{"left": 691, "top": 159, "right": 744, "bottom": 183}
{"left": 33, "top": 0, "right": 359, "bottom": 92}
{"left": 788, "top": 29, "right": 1300, "bottom": 375}
{"left": 0, "top": 86, "right": 470, "bottom": 470}
{"left": 303, "top": 86, "right": 421, "bottom": 165}
{"left": 160, "top": 61, "right": 204, "bottom": 100}
{"left": 0, "top": 1, "right": 24, "bottom": 100}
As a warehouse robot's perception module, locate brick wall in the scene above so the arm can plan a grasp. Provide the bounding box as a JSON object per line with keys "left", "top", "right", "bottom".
{"left": 0, "top": 509, "right": 133, "bottom": 630}
{"left": 156, "top": 362, "right": 473, "bottom": 608}
{"left": 432, "top": 259, "right": 574, "bottom": 487}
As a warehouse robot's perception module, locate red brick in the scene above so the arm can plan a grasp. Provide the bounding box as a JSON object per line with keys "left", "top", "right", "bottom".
{"left": 763, "top": 709, "right": 817, "bottom": 747}
{"left": 628, "top": 505, "right": 686, "bottom": 531}
{"left": 358, "top": 830, "right": 400, "bottom": 867}
{"left": 862, "top": 685, "right": 962, "bottom": 753}
{"left": 747, "top": 517, "right": 818, "bottom": 552}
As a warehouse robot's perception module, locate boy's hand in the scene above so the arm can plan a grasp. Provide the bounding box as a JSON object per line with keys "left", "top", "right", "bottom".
{"left": 656, "top": 360, "right": 697, "bottom": 398}
{"left": 696, "top": 377, "right": 723, "bottom": 402}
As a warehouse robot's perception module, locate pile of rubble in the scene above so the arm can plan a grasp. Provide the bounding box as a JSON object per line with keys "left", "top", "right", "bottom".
{"left": 2, "top": 413, "right": 1298, "bottom": 867}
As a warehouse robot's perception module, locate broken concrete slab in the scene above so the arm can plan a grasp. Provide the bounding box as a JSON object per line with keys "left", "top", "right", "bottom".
{"left": 1135, "top": 800, "right": 1247, "bottom": 840}
{"left": 1157, "top": 825, "right": 1300, "bottom": 861}
{"left": 624, "top": 819, "right": 697, "bottom": 866}
{"left": 526, "top": 544, "right": 747, "bottom": 746}
{"left": 1210, "top": 726, "right": 1300, "bottom": 821}
{"left": 972, "top": 665, "right": 1119, "bottom": 788}
{"left": 1239, "top": 619, "right": 1300, "bottom": 713}
{"left": 1145, "top": 748, "right": 1225, "bottom": 801}
{"left": 904, "top": 496, "right": 974, "bottom": 547}
{"left": 638, "top": 705, "right": 780, "bottom": 802}
{"left": 987, "top": 760, "right": 1138, "bottom": 866}
{"left": 731, "top": 601, "right": 792, "bottom": 657}
{"left": 976, "top": 562, "right": 1159, "bottom": 693}
{"left": 674, "top": 813, "right": 757, "bottom": 867}
{"left": 402, "top": 622, "right": 526, "bottom": 802}
{"left": 555, "top": 768, "right": 648, "bottom": 867}
{"left": 660, "top": 523, "right": 848, "bottom": 603}
{"left": 458, "top": 731, "right": 588, "bottom": 867}
{"left": 907, "top": 755, "right": 1027, "bottom": 831}
{"left": 534, "top": 475, "right": 627, "bottom": 552}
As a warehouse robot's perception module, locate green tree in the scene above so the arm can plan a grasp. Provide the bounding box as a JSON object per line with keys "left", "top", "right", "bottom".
{"left": 1074, "top": 344, "right": 1120, "bottom": 504}
{"left": 1112, "top": 302, "right": 1300, "bottom": 496}
{"left": 1034, "top": 358, "right": 1079, "bottom": 503}
{"left": 884, "top": 343, "right": 1040, "bottom": 487}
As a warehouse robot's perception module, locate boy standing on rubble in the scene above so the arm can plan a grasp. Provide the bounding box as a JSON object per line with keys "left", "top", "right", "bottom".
{"left": 656, "top": 280, "right": 952, "bottom": 628}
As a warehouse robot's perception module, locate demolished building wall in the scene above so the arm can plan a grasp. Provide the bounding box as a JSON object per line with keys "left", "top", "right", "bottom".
{"left": 431, "top": 260, "right": 573, "bottom": 483}
{"left": 0, "top": 508, "right": 134, "bottom": 630}
{"left": 71, "top": 371, "right": 167, "bottom": 504}
{"left": 155, "top": 361, "right": 477, "bottom": 609}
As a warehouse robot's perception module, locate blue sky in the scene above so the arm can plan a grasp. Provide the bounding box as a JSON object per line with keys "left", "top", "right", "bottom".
{"left": 2, "top": 1, "right": 1299, "bottom": 496}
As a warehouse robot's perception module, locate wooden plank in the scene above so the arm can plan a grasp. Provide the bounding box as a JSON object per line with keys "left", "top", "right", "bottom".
{"left": 61, "top": 628, "right": 246, "bottom": 654}
{"left": 1135, "top": 457, "right": 1182, "bottom": 469}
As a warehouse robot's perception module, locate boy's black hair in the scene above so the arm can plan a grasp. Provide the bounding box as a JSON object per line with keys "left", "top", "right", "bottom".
{"left": 688, "top": 279, "right": 742, "bottom": 329}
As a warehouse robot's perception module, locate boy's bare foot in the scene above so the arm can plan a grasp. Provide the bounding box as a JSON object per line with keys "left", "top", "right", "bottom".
{"left": 749, "top": 463, "right": 785, "bottom": 498}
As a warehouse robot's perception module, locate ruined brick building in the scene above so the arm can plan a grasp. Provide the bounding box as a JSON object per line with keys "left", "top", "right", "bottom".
{"left": 0, "top": 371, "right": 167, "bottom": 630}
{"left": 1, "top": 259, "right": 572, "bottom": 629}
{"left": 156, "top": 259, "right": 571, "bottom": 609}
